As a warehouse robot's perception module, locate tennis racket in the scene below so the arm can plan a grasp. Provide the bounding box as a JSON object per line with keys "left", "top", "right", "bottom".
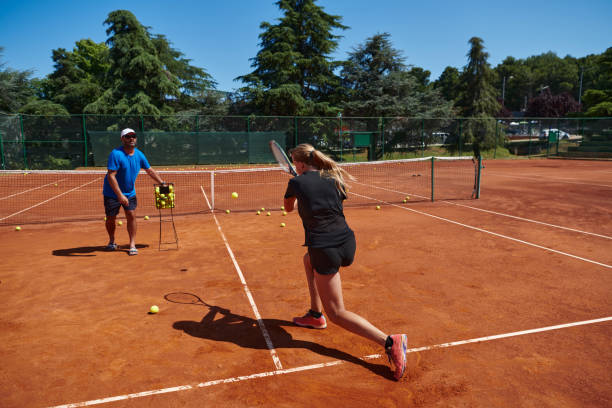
{"left": 269, "top": 140, "right": 297, "bottom": 176}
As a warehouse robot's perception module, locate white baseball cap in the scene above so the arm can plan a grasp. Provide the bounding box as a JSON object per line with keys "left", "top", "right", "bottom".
{"left": 121, "top": 128, "right": 136, "bottom": 138}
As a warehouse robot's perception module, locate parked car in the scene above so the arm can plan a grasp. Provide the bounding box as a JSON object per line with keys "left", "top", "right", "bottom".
{"left": 539, "top": 129, "right": 570, "bottom": 140}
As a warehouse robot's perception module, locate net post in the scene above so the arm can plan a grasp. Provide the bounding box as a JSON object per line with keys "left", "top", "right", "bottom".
{"left": 380, "top": 117, "right": 385, "bottom": 159}
{"left": 476, "top": 156, "right": 482, "bottom": 199}
{"left": 210, "top": 171, "right": 215, "bottom": 211}
{"left": 458, "top": 119, "right": 462, "bottom": 156}
{"left": 430, "top": 156, "right": 435, "bottom": 202}
{"left": 494, "top": 119, "right": 498, "bottom": 159}
{"left": 421, "top": 118, "right": 425, "bottom": 157}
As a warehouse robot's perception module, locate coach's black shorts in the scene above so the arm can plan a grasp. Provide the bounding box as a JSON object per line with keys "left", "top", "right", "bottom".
{"left": 308, "top": 233, "right": 356, "bottom": 275}
{"left": 104, "top": 195, "right": 137, "bottom": 216}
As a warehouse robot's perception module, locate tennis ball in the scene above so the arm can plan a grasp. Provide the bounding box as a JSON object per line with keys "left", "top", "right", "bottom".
{"left": 403, "top": 199, "right": 407, "bottom": 203}
{"left": 144, "top": 216, "right": 149, "bottom": 220}
{"left": 266, "top": 212, "right": 271, "bottom": 216}
{"left": 225, "top": 209, "right": 230, "bottom": 214}
{"left": 405, "top": 196, "right": 410, "bottom": 200}
{"left": 150, "top": 305, "right": 159, "bottom": 314}
{"left": 15, "top": 226, "right": 21, "bottom": 231}
{"left": 54, "top": 183, "right": 58, "bottom": 186}
{"left": 231, "top": 192, "right": 238, "bottom": 199}
{"left": 118, "top": 221, "right": 123, "bottom": 226}
{"left": 256, "top": 211, "right": 261, "bottom": 215}
{"left": 282, "top": 211, "right": 287, "bottom": 216}
{"left": 261, "top": 207, "right": 265, "bottom": 212}
{"left": 281, "top": 206, "right": 285, "bottom": 211}
{"left": 104, "top": 216, "right": 107, "bottom": 221}
{"left": 280, "top": 222, "right": 286, "bottom": 227}
{"left": 376, "top": 205, "right": 381, "bottom": 210}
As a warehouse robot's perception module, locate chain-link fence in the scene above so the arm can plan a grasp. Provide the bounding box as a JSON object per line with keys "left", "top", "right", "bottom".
{"left": 1, "top": 114, "right": 610, "bottom": 169}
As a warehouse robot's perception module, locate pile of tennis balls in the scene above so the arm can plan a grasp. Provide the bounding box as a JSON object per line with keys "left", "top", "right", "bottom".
{"left": 155, "top": 184, "right": 175, "bottom": 209}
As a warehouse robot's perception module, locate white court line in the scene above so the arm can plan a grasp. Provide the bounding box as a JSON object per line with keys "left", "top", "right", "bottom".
{"left": 443, "top": 201, "right": 612, "bottom": 240}
{"left": 0, "top": 178, "right": 101, "bottom": 222}
{"left": 487, "top": 172, "right": 612, "bottom": 188}
{"left": 46, "top": 316, "right": 612, "bottom": 408}
{"left": 200, "top": 186, "right": 282, "bottom": 370}
{"left": 0, "top": 178, "right": 67, "bottom": 200}
{"left": 349, "top": 192, "right": 612, "bottom": 269}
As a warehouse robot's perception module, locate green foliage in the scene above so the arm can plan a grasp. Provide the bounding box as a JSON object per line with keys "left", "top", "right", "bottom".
{"left": 0, "top": 47, "right": 35, "bottom": 113}
{"left": 433, "top": 66, "right": 460, "bottom": 103}
{"left": 18, "top": 99, "right": 69, "bottom": 115}
{"left": 340, "top": 33, "right": 452, "bottom": 118}
{"left": 235, "top": 0, "right": 347, "bottom": 115}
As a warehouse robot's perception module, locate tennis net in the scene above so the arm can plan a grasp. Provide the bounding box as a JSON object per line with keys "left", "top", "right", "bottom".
{"left": 0, "top": 156, "right": 478, "bottom": 225}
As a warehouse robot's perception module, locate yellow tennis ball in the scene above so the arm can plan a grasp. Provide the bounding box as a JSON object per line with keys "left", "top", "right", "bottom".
{"left": 405, "top": 196, "right": 410, "bottom": 200}
{"left": 266, "top": 212, "right": 271, "bottom": 216}
{"left": 15, "top": 226, "right": 21, "bottom": 231}
{"left": 54, "top": 183, "right": 58, "bottom": 186}
{"left": 117, "top": 221, "right": 123, "bottom": 225}
{"left": 104, "top": 216, "right": 107, "bottom": 221}
{"left": 144, "top": 216, "right": 149, "bottom": 220}
{"left": 231, "top": 192, "right": 238, "bottom": 199}
{"left": 282, "top": 211, "right": 287, "bottom": 216}
{"left": 261, "top": 207, "right": 265, "bottom": 211}
{"left": 225, "top": 209, "right": 230, "bottom": 214}
{"left": 403, "top": 199, "right": 407, "bottom": 203}
{"left": 280, "top": 222, "right": 286, "bottom": 227}
{"left": 150, "top": 305, "right": 159, "bottom": 314}
{"left": 256, "top": 211, "right": 261, "bottom": 215}
{"left": 281, "top": 206, "right": 285, "bottom": 211}
{"left": 376, "top": 205, "right": 381, "bottom": 210}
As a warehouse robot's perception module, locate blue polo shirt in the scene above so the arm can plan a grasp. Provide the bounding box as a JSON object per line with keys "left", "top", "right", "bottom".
{"left": 102, "top": 147, "right": 150, "bottom": 198}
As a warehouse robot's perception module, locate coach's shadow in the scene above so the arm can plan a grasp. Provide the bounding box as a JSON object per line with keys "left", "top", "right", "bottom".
{"left": 172, "top": 304, "right": 393, "bottom": 380}
{"left": 52, "top": 244, "right": 149, "bottom": 257}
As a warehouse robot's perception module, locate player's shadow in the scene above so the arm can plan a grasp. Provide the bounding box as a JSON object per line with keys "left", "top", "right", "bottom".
{"left": 172, "top": 304, "right": 393, "bottom": 380}
{"left": 52, "top": 244, "right": 149, "bottom": 257}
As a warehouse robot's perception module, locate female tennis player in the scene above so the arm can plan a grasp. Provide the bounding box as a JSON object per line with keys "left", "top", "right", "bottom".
{"left": 283, "top": 143, "right": 408, "bottom": 380}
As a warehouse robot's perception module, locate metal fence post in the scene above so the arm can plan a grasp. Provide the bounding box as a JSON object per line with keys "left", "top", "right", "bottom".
{"left": 20, "top": 114, "right": 27, "bottom": 169}
{"left": 458, "top": 119, "right": 462, "bottom": 156}
{"left": 82, "top": 114, "right": 88, "bottom": 167}
{"left": 421, "top": 118, "right": 425, "bottom": 157}
{"left": 430, "top": 156, "right": 435, "bottom": 202}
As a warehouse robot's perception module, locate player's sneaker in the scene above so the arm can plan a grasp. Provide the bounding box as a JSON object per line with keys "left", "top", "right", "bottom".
{"left": 105, "top": 242, "right": 118, "bottom": 251}
{"left": 292, "top": 311, "right": 327, "bottom": 329}
{"left": 386, "top": 334, "right": 408, "bottom": 380}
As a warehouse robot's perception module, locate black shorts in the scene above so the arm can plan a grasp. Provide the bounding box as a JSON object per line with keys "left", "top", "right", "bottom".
{"left": 308, "top": 234, "right": 356, "bottom": 275}
{"left": 104, "top": 195, "right": 137, "bottom": 216}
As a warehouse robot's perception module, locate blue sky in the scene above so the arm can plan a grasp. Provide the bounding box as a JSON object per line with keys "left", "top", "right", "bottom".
{"left": 1, "top": 0, "right": 610, "bottom": 92}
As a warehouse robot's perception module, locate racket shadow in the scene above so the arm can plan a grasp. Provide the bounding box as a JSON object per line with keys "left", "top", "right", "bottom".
{"left": 167, "top": 292, "right": 392, "bottom": 380}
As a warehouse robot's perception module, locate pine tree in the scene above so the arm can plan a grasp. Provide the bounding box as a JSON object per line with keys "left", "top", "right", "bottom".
{"left": 236, "top": 0, "right": 347, "bottom": 115}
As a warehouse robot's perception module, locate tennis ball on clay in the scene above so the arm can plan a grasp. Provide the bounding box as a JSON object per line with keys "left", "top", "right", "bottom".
{"left": 15, "top": 226, "right": 21, "bottom": 231}
{"left": 104, "top": 216, "right": 107, "bottom": 221}
{"left": 256, "top": 211, "right": 261, "bottom": 215}
{"left": 405, "top": 196, "right": 410, "bottom": 200}
{"left": 225, "top": 209, "right": 231, "bottom": 214}
{"left": 266, "top": 212, "right": 271, "bottom": 216}
{"left": 144, "top": 216, "right": 149, "bottom": 220}
{"left": 149, "top": 305, "right": 159, "bottom": 314}
{"left": 376, "top": 205, "right": 381, "bottom": 210}
{"left": 261, "top": 207, "right": 266, "bottom": 212}
{"left": 281, "top": 206, "right": 285, "bottom": 211}
{"left": 54, "top": 183, "right": 58, "bottom": 186}
{"left": 280, "top": 222, "right": 286, "bottom": 227}
{"left": 282, "top": 211, "right": 287, "bottom": 216}
{"left": 403, "top": 199, "right": 407, "bottom": 203}
{"left": 117, "top": 221, "right": 123, "bottom": 225}
{"left": 231, "top": 192, "right": 238, "bottom": 199}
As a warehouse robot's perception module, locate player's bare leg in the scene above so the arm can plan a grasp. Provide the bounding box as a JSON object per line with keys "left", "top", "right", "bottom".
{"left": 125, "top": 209, "right": 137, "bottom": 250}
{"left": 303, "top": 253, "right": 324, "bottom": 313}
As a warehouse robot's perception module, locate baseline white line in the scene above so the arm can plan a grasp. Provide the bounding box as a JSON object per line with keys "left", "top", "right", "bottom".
{"left": 200, "top": 186, "right": 282, "bottom": 370}
{"left": 443, "top": 201, "right": 612, "bottom": 240}
{"left": 46, "top": 316, "right": 612, "bottom": 408}
{"left": 487, "top": 172, "right": 612, "bottom": 188}
{"left": 349, "top": 192, "right": 612, "bottom": 269}
{"left": 0, "top": 178, "right": 101, "bottom": 222}
{"left": 0, "top": 178, "right": 68, "bottom": 200}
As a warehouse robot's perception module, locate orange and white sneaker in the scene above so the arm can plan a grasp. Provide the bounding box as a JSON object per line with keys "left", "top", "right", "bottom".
{"left": 386, "top": 334, "right": 408, "bottom": 380}
{"left": 292, "top": 310, "right": 327, "bottom": 329}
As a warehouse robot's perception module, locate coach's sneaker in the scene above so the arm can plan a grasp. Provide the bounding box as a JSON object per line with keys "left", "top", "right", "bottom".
{"left": 385, "top": 334, "right": 408, "bottom": 380}
{"left": 293, "top": 310, "right": 327, "bottom": 329}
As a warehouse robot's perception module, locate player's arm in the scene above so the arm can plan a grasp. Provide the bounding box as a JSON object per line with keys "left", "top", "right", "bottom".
{"left": 284, "top": 196, "right": 296, "bottom": 212}
{"left": 107, "top": 170, "right": 129, "bottom": 206}
{"left": 145, "top": 167, "right": 165, "bottom": 185}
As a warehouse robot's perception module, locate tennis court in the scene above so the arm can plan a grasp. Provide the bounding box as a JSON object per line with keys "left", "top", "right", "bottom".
{"left": 0, "top": 158, "right": 610, "bottom": 407}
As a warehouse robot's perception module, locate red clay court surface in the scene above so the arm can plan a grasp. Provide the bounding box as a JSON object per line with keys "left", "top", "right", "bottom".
{"left": 0, "top": 158, "right": 610, "bottom": 407}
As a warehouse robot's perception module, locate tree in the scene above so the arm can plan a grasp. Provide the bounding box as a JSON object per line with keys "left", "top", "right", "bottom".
{"left": 340, "top": 33, "right": 452, "bottom": 118}
{"left": 235, "top": 0, "right": 347, "bottom": 115}
{"left": 525, "top": 88, "right": 579, "bottom": 117}
{"left": 580, "top": 47, "right": 612, "bottom": 116}
{"left": 0, "top": 47, "right": 35, "bottom": 113}
{"left": 456, "top": 37, "right": 500, "bottom": 151}
{"left": 43, "top": 39, "right": 109, "bottom": 113}
{"left": 85, "top": 10, "right": 217, "bottom": 116}
{"left": 433, "top": 66, "right": 461, "bottom": 103}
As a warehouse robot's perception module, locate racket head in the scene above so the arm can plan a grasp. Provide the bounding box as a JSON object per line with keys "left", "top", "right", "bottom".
{"left": 164, "top": 292, "right": 210, "bottom": 307}
{"left": 269, "top": 140, "right": 297, "bottom": 176}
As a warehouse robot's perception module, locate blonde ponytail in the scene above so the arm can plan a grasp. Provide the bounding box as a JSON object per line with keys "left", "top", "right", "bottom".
{"left": 290, "top": 143, "right": 355, "bottom": 195}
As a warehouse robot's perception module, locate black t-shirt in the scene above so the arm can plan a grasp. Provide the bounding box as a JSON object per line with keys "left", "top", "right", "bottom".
{"left": 284, "top": 171, "right": 353, "bottom": 248}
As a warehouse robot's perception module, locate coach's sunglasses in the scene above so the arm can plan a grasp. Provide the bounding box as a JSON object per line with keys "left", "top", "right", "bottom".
{"left": 123, "top": 134, "right": 137, "bottom": 139}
